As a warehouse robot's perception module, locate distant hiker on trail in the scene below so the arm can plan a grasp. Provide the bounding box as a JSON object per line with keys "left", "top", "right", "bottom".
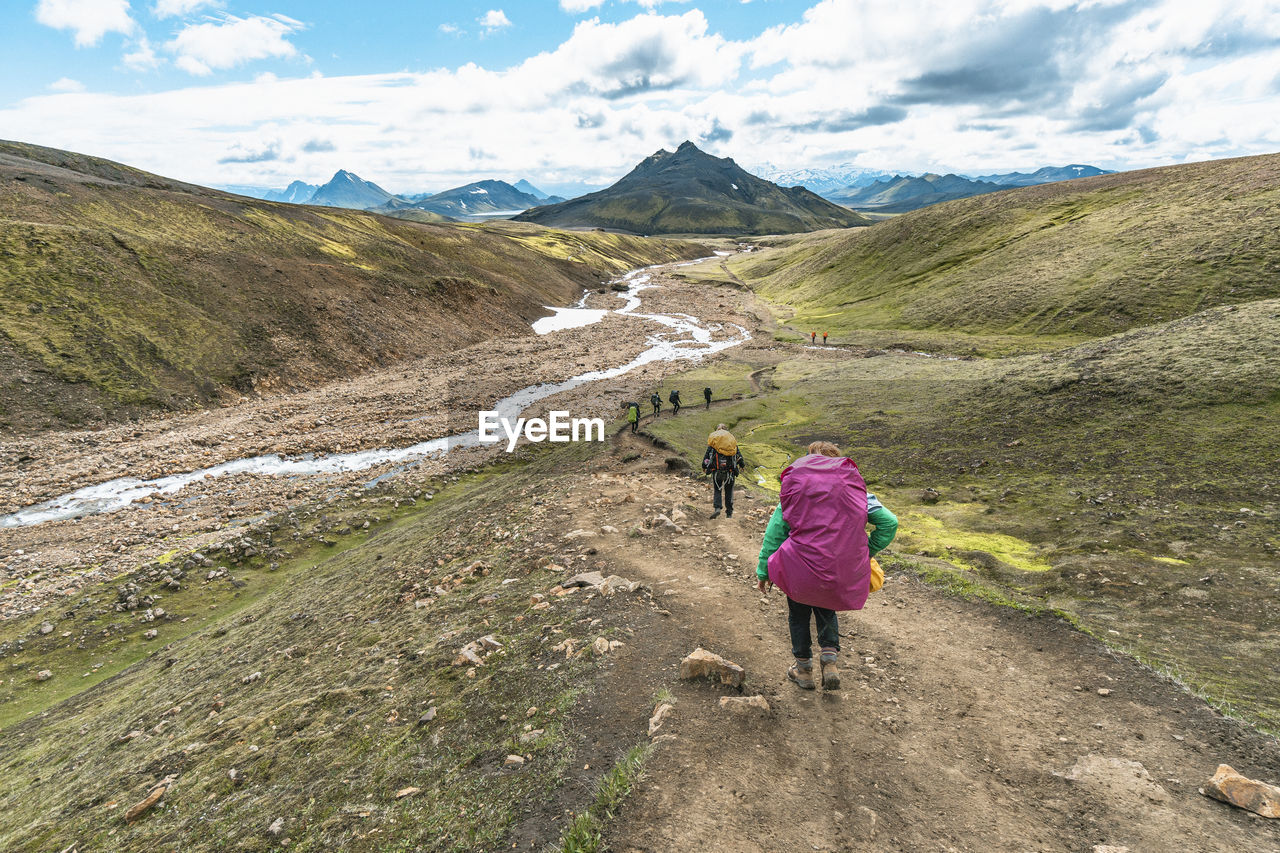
{"left": 703, "top": 386, "right": 712, "bottom": 410}
{"left": 669, "top": 389, "right": 682, "bottom": 415}
{"left": 625, "top": 401, "right": 640, "bottom": 434}
{"left": 756, "top": 441, "right": 898, "bottom": 691}
{"left": 650, "top": 392, "right": 662, "bottom": 418}
{"left": 702, "top": 424, "right": 744, "bottom": 519}
{"left": 823, "top": 332, "right": 828, "bottom": 345}
{"left": 810, "top": 331, "right": 817, "bottom": 344}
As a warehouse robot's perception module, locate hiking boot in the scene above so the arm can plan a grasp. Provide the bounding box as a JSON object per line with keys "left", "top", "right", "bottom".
{"left": 820, "top": 654, "right": 840, "bottom": 691}
{"left": 725, "top": 508, "right": 733, "bottom": 518}
{"left": 787, "top": 660, "right": 816, "bottom": 690}
{"left": 710, "top": 508, "right": 721, "bottom": 519}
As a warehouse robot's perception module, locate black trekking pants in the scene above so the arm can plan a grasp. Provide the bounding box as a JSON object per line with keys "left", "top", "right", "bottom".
{"left": 712, "top": 471, "right": 735, "bottom": 513}
{"left": 788, "top": 597, "right": 839, "bottom": 660}
{"left": 704, "top": 396, "right": 711, "bottom": 409}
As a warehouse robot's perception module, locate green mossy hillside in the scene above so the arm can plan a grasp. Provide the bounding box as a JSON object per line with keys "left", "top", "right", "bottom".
{"left": 731, "top": 153, "right": 1280, "bottom": 348}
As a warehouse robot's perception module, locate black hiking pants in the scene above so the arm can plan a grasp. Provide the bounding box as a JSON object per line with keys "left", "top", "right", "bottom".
{"left": 704, "top": 394, "right": 711, "bottom": 409}
{"left": 788, "top": 597, "right": 839, "bottom": 660}
{"left": 712, "top": 471, "right": 735, "bottom": 514}
{"left": 629, "top": 419, "right": 638, "bottom": 434}
{"left": 671, "top": 400, "right": 681, "bottom": 415}
{"left": 653, "top": 403, "right": 660, "bottom": 416}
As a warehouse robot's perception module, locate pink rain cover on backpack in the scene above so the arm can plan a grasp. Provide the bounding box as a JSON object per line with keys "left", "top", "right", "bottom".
{"left": 767, "top": 454, "right": 871, "bottom": 611}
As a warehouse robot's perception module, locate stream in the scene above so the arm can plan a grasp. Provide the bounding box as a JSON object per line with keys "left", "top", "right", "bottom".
{"left": 2, "top": 260, "right": 748, "bottom": 528}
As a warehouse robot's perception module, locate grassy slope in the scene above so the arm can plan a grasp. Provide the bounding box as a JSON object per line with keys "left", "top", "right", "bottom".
{"left": 732, "top": 153, "right": 1280, "bottom": 352}
{"left": 0, "top": 443, "right": 642, "bottom": 851}
{"left": 0, "top": 140, "right": 705, "bottom": 431}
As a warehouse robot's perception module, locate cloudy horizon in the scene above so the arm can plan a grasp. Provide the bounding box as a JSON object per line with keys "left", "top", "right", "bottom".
{"left": 2, "top": 0, "right": 1278, "bottom": 195}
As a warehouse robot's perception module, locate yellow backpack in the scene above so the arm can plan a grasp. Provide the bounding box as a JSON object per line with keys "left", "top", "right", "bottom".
{"left": 869, "top": 557, "right": 884, "bottom": 593}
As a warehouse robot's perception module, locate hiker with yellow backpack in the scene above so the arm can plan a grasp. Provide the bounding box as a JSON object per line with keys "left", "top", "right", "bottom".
{"left": 702, "top": 424, "right": 744, "bottom": 519}
{"left": 755, "top": 441, "right": 898, "bottom": 691}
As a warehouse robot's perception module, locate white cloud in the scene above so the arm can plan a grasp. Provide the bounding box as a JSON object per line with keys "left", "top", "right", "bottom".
{"left": 166, "top": 13, "right": 304, "bottom": 76}
{"left": 35, "top": 0, "right": 134, "bottom": 47}
{"left": 439, "top": 23, "right": 461, "bottom": 35}
{"left": 5, "top": 1, "right": 1280, "bottom": 190}
{"left": 479, "top": 9, "right": 512, "bottom": 32}
{"left": 153, "top": 0, "right": 219, "bottom": 18}
{"left": 48, "top": 77, "right": 85, "bottom": 92}
{"left": 123, "top": 36, "right": 162, "bottom": 70}
{"left": 561, "top": 0, "right": 690, "bottom": 11}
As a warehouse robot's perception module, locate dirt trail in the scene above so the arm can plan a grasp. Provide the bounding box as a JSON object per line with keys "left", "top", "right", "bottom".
{"left": 557, "top": 432, "right": 1280, "bottom": 852}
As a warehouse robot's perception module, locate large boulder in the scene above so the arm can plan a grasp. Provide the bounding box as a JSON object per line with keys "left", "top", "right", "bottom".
{"left": 1203, "top": 764, "right": 1280, "bottom": 817}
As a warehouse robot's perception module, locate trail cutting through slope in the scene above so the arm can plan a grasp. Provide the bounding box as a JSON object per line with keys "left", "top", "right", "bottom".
{"left": 541, "top": 432, "right": 1280, "bottom": 852}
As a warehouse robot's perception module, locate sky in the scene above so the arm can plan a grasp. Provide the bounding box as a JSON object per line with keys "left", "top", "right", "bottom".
{"left": 1, "top": 0, "right": 1278, "bottom": 195}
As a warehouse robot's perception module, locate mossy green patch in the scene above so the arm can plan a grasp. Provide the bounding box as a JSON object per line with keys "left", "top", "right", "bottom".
{"left": 897, "top": 508, "right": 1053, "bottom": 573}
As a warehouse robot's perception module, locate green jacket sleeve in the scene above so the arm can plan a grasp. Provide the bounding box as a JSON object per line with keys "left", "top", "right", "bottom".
{"left": 867, "top": 503, "right": 898, "bottom": 556}
{"left": 756, "top": 504, "right": 789, "bottom": 580}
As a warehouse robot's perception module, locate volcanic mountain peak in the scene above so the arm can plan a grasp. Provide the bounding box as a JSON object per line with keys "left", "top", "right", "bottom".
{"left": 516, "top": 141, "right": 869, "bottom": 235}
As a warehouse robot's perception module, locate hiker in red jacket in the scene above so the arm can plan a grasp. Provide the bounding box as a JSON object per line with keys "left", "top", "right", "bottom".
{"left": 810, "top": 331, "right": 816, "bottom": 344}
{"left": 756, "top": 441, "right": 898, "bottom": 691}
{"left": 822, "top": 331, "right": 828, "bottom": 345}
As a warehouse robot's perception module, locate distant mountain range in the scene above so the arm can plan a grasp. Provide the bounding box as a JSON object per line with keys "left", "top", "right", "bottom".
{"left": 749, "top": 162, "right": 1114, "bottom": 213}
{"left": 516, "top": 141, "right": 870, "bottom": 235}
{"left": 376, "top": 179, "right": 566, "bottom": 219}
{"left": 827, "top": 165, "right": 1116, "bottom": 213}
{"left": 750, "top": 163, "right": 901, "bottom": 196}
{"left": 264, "top": 180, "right": 320, "bottom": 204}
{"left": 973, "top": 164, "right": 1113, "bottom": 186}
{"left": 236, "top": 172, "right": 562, "bottom": 220}
{"left": 829, "top": 173, "right": 1005, "bottom": 213}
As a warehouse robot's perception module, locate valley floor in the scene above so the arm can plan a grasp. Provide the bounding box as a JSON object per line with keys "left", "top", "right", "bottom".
{"left": 0, "top": 259, "right": 1277, "bottom": 850}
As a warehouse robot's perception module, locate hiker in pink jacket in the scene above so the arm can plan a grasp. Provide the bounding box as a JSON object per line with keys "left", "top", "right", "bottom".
{"left": 756, "top": 441, "right": 898, "bottom": 690}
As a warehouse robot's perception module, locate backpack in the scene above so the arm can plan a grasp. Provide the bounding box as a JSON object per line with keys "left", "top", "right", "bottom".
{"left": 650, "top": 394, "right": 660, "bottom": 406}
{"left": 669, "top": 390, "right": 680, "bottom": 404}
{"left": 707, "top": 450, "right": 738, "bottom": 474}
